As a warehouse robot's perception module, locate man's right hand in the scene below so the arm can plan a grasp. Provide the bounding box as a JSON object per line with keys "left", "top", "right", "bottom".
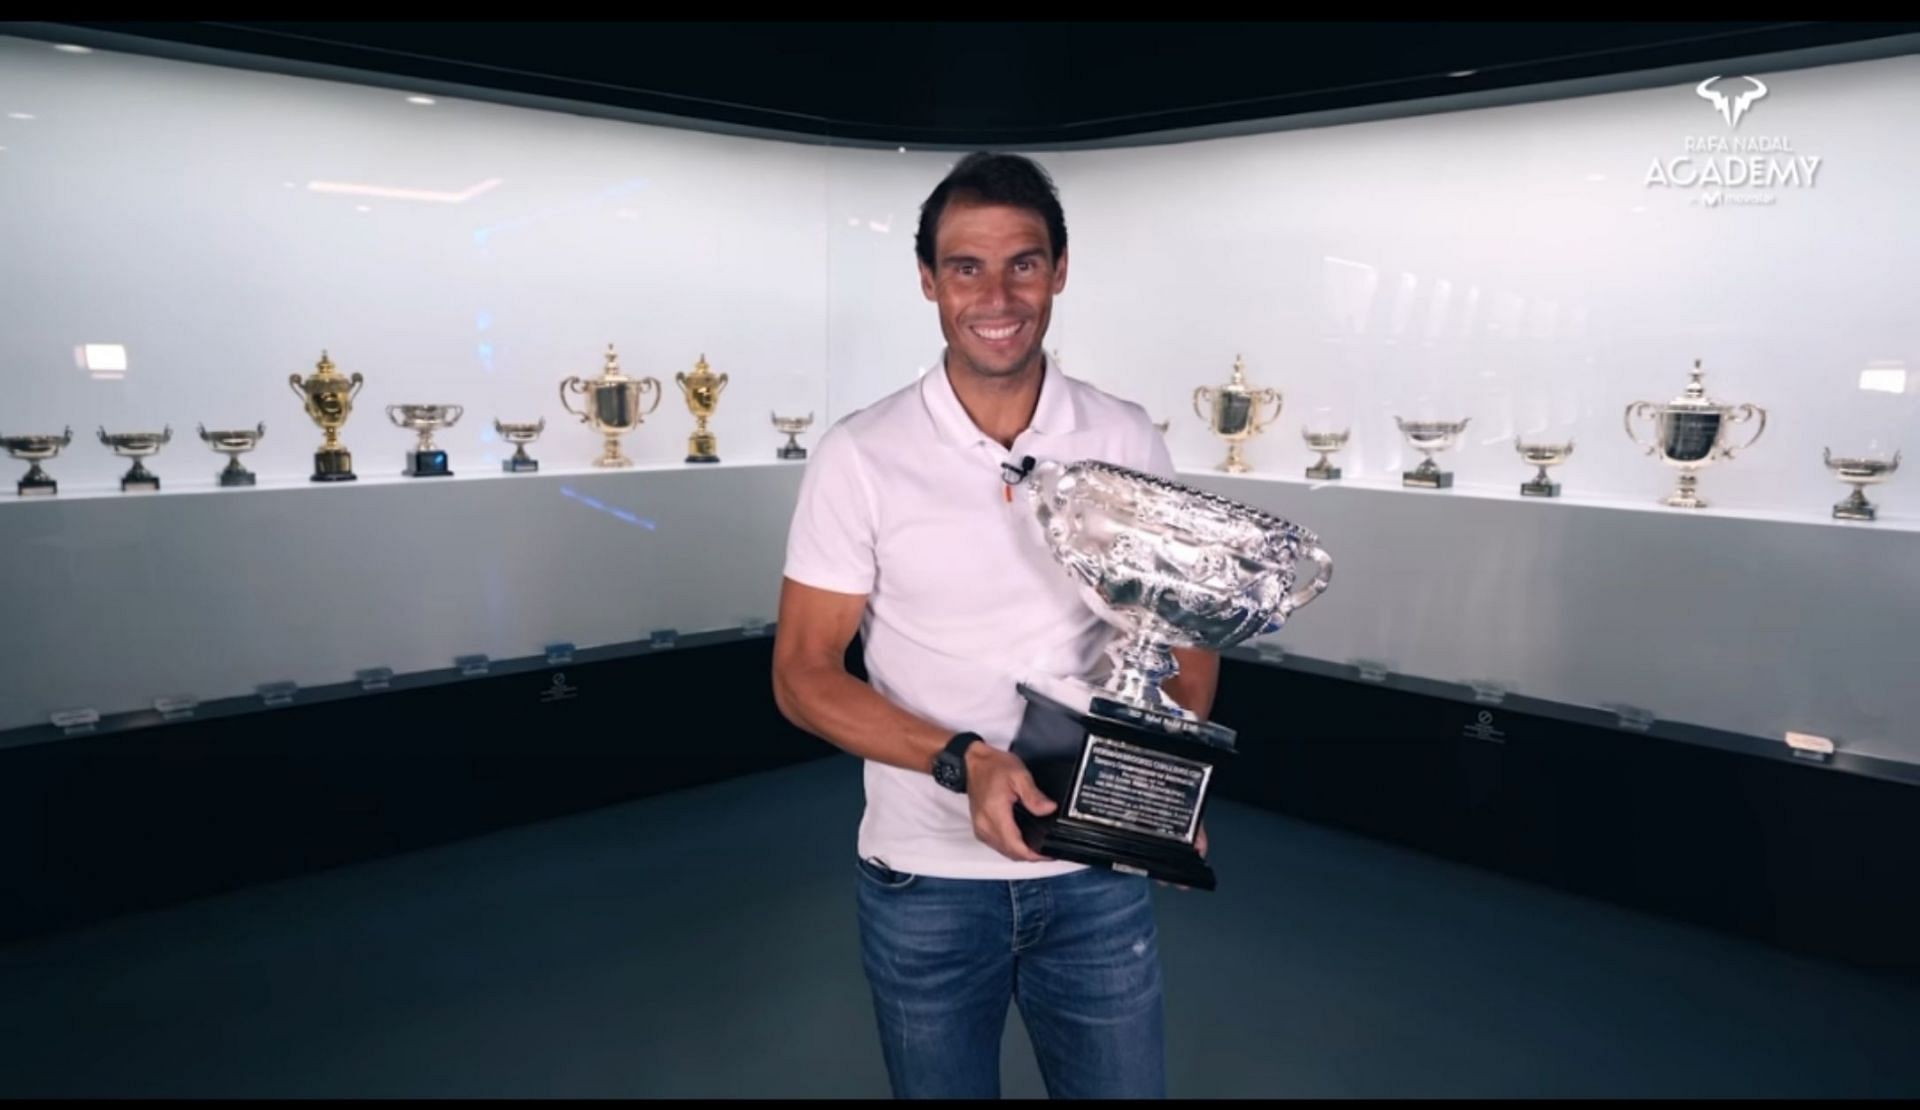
{"left": 965, "top": 743, "right": 1058, "bottom": 862}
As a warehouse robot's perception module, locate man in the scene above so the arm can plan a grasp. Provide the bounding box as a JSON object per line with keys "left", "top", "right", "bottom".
{"left": 771, "top": 151, "right": 1218, "bottom": 1099}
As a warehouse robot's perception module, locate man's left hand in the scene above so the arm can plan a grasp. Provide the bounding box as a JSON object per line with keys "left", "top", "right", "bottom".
{"left": 1156, "top": 820, "right": 1207, "bottom": 891}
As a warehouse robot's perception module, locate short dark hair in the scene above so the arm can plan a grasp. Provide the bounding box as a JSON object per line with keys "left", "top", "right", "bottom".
{"left": 914, "top": 152, "right": 1068, "bottom": 271}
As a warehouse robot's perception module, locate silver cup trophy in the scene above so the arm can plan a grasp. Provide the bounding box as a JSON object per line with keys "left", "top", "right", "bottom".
{"left": 1625, "top": 359, "right": 1766, "bottom": 509}
{"left": 99, "top": 425, "right": 172, "bottom": 492}
{"left": 771, "top": 412, "right": 814, "bottom": 460}
{"left": 1396, "top": 417, "right": 1470, "bottom": 489}
{"left": 199, "top": 423, "right": 266, "bottom": 487}
{"left": 387, "top": 403, "right": 464, "bottom": 477}
{"left": 495, "top": 417, "right": 545, "bottom": 473}
{"left": 1303, "top": 426, "right": 1350, "bottom": 481}
{"left": 1011, "top": 459, "right": 1333, "bottom": 891}
{"left": 2, "top": 426, "right": 72, "bottom": 496}
{"left": 1823, "top": 447, "right": 1900, "bottom": 521}
{"left": 1516, "top": 439, "right": 1574, "bottom": 498}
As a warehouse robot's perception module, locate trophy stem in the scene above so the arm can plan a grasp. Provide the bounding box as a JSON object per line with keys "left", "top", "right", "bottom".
{"left": 23, "top": 461, "right": 49, "bottom": 483}
{"left": 1665, "top": 472, "right": 1706, "bottom": 509}
{"left": 512, "top": 443, "right": 532, "bottom": 464}
{"left": 1836, "top": 486, "right": 1875, "bottom": 520}
{"left": 597, "top": 435, "right": 632, "bottom": 468}
{"left": 1535, "top": 464, "right": 1552, "bottom": 485}
{"left": 1219, "top": 443, "right": 1249, "bottom": 474}
{"left": 221, "top": 455, "right": 247, "bottom": 476}
{"left": 126, "top": 459, "right": 154, "bottom": 481}
{"left": 1101, "top": 628, "right": 1186, "bottom": 717}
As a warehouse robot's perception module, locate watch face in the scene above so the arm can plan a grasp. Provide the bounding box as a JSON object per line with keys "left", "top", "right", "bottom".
{"left": 933, "top": 755, "right": 962, "bottom": 791}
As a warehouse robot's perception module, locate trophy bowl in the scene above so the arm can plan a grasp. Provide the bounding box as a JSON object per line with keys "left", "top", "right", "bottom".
{"left": 198, "top": 422, "right": 266, "bottom": 487}
{"left": 1515, "top": 439, "right": 1574, "bottom": 498}
{"left": 1028, "top": 459, "right": 1332, "bottom": 717}
{"left": 1302, "top": 427, "right": 1350, "bottom": 480}
{"left": 494, "top": 417, "right": 546, "bottom": 473}
{"left": 1395, "top": 416, "right": 1470, "bottom": 488}
{"left": 98, "top": 425, "right": 172, "bottom": 491}
{"left": 1824, "top": 447, "right": 1900, "bottom": 521}
{"left": 2, "top": 426, "right": 73, "bottom": 495}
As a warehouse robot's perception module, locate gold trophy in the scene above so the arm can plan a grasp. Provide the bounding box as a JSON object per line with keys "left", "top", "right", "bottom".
{"left": 560, "top": 343, "right": 661, "bottom": 468}
{"left": 289, "top": 350, "right": 365, "bottom": 482}
{"left": 1192, "top": 354, "right": 1281, "bottom": 473}
{"left": 676, "top": 353, "right": 729, "bottom": 464}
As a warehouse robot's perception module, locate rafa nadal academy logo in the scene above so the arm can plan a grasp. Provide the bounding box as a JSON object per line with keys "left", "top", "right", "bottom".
{"left": 1695, "top": 75, "right": 1767, "bottom": 128}
{"left": 1644, "top": 73, "right": 1820, "bottom": 208}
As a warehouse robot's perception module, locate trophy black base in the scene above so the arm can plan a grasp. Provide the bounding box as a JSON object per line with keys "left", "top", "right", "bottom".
{"left": 1520, "top": 479, "right": 1560, "bottom": 498}
{"left": 1833, "top": 501, "right": 1876, "bottom": 521}
{"left": 1305, "top": 464, "right": 1342, "bottom": 481}
{"left": 777, "top": 445, "right": 808, "bottom": 461}
{"left": 312, "top": 449, "right": 357, "bottom": 482}
{"left": 686, "top": 455, "right": 720, "bottom": 464}
{"left": 1403, "top": 469, "right": 1453, "bottom": 489}
{"left": 503, "top": 457, "right": 540, "bottom": 474}
{"left": 1011, "top": 682, "right": 1229, "bottom": 892}
{"left": 218, "top": 469, "right": 256, "bottom": 488}
{"left": 121, "top": 475, "right": 160, "bottom": 493}
{"left": 687, "top": 431, "right": 719, "bottom": 464}
{"left": 405, "top": 450, "right": 452, "bottom": 477}
{"left": 18, "top": 469, "right": 56, "bottom": 496}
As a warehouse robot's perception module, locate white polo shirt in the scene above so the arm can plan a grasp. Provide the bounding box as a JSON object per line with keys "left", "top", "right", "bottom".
{"left": 782, "top": 352, "right": 1175, "bottom": 880}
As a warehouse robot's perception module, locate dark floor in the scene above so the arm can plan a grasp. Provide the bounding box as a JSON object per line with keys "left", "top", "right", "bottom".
{"left": 1, "top": 753, "right": 1916, "bottom": 1098}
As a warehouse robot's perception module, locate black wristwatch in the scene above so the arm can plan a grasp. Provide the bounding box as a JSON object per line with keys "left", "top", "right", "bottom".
{"left": 932, "top": 732, "right": 984, "bottom": 793}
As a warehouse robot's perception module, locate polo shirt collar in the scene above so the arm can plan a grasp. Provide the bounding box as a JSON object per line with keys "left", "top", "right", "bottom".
{"left": 920, "top": 349, "right": 1081, "bottom": 448}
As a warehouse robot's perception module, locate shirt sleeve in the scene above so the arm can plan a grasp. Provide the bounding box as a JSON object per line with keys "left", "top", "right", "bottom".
{"left": 782, "top": 422, "right": 879, "bottom": 596}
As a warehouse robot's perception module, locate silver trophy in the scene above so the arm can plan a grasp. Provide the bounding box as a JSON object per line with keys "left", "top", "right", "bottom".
{"left": 1012, "top": 459, "right": 1333, "bottom": 891}
{"left": 1396, "top": 417, "right": 1470, "bottom": 489}
{"left": 1823, "top": 447, "right": 1899, "bottom": 521}
{"left": 387, "top": 403, "right": 464, "bottom": 477}
{"left": 198, "top": 423, "right": 266, "bottom": 487}
{"left": 1303, "top": 426, "right": 1350, "bottom": 480}
{"left": 495, "top": 417, "right": 545, "bottom": 473}
{"left": 2, "top": 426, "right": 72, "bottom": 496}
{"left": 1516, "top": 439, "right": 1574, "bottom": 498}
{"left": 1625, "top": 359, "right": 1766, "bottom": 509}
{"left": 771, "top": 412, "right": 814, "bottom": 460}
{"left": 99, "top": 425, "right": 172, "bottom": 492}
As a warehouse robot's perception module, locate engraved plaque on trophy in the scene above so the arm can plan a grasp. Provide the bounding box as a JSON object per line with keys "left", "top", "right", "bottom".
{"left": 560, "top": 344, "right": 661, "bottom": 468}
{"left": 290, "top": 350, "right": 364, "bottom": 482}
{"left": 1625, "top": 358, "right": 1766, "bottom": 509}
{"left": 99, "top": 425, "right": 172, "bottom": 492}
{"left": 1011, "top": 460, "right": 1333, "bottom": 891}
{"left": 2, "top": 427, "right": 72, "bottom": 496}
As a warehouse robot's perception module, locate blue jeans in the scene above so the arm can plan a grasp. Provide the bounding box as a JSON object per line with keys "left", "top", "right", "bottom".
{"left": 854, "top": 856, "right": 1166, "bottom": 1099}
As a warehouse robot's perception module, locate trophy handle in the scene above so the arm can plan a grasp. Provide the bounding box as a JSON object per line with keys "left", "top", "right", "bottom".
{"left": 715, "top": 373, "right": 729, "bottom": 395}
{"left": 287, "top": 374, "right": 307, "bottom": 404}
{"left": 559, "top": 377, "right": 588, "bottom": 423}
{"left": 348, "top": 373, "right": 364, "bottom": 400}
{"left": 1192, "top": 386, "right": 1213, "bottom": 425}
{"left": 675, "top": 371, "right": 690, "bottom": 396}
{"left": 1282, "top": 543, "right": 1334, "bottom": 617}
{"left": 640, "top": 377, "right": 663, "bottom": 415}
{"left": 1623, "top": 402, "right": 1656, "bottom": 455}
{"left": 1723, "top": 403, "right": 1766, "bottom": 459}
{"left": 444, "top": 404, "right": 465, "bottom": 426}
{"left": 1252, "top": 389, "right": 1283, "bottom": 433}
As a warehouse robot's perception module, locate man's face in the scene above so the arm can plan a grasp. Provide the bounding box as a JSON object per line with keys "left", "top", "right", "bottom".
{"left": 920, "top": 199, "right": 1068, "bottom": 380}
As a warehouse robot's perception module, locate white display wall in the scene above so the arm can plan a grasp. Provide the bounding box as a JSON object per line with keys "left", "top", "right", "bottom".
{"left": 3, "top": 32, "right": 1917, "bottom": 765}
